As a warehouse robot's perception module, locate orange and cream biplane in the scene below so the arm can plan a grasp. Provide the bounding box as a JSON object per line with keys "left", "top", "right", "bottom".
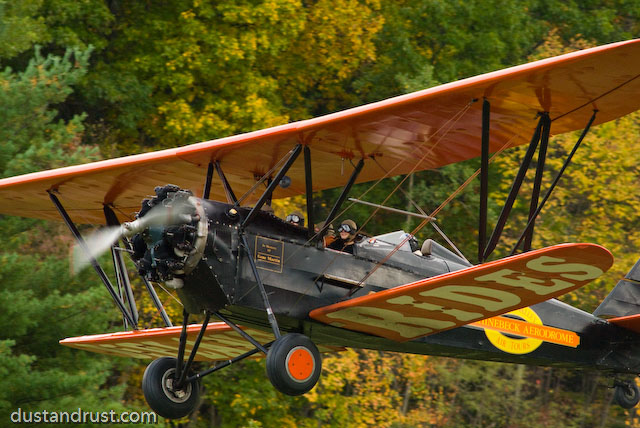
{"left": 2, "top": 39, "right": 640, "bottom": 419}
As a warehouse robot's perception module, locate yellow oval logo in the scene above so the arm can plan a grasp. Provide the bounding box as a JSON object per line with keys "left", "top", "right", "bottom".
{"left": 484, "top": 307, "right": 543, "bottom": 355}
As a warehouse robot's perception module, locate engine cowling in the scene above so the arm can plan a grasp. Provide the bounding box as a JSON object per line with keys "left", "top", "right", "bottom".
{"left": 131, "top": 185, "right": 208, "bottom": 289}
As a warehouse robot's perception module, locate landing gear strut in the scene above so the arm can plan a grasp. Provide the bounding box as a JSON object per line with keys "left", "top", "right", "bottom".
{"left": 614, "top": 380, "right": 640, "bottom": 409}
{"left": 142, "top": 357, "right": 201, "bottom": 419}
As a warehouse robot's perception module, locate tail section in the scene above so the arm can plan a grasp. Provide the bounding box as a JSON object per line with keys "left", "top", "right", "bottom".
{"left": 593, "top": 259, "right": 640, "bottom": 318}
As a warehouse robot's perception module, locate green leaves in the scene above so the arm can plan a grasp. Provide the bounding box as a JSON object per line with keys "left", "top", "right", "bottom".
{"left": 0, "top": 0, "right": 46, "bottom": 59}
{"left": 0, "top": 46, "right": 97, "bottom": 178}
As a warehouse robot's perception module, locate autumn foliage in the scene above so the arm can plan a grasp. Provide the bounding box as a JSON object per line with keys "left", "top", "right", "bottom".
{"left": 2, "top": 1, "right": 640, "bottom": 427}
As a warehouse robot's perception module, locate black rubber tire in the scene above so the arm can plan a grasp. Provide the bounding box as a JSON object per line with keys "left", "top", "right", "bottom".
{"left": 142, "top": 357, "right": 201, "bottom": 419}
{"left": 614, "top": 382, "right": 640, "bottom": 409}
{"left": 266, "top": 333, "right": 322, "bottom": 396}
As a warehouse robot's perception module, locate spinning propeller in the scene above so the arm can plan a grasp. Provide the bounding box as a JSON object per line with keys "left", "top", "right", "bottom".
{"left": 73, "top": 202, "right": 195, "bottom": 274}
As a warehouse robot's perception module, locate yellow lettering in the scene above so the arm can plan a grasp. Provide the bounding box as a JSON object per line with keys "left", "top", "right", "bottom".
{"left": 326, "top": 306, "right": 455, "bottom": 339}
{"left": 386, "top": 295, "right": 482, "bottom": 322}
{"left": 419, "top": 285, "right": 520, "bottom": 311}
{"left": 526, "top": 256, "right": 603, "bottom": 281}
{"left": 475, "top": 268, "right": 574, "bottom": 296}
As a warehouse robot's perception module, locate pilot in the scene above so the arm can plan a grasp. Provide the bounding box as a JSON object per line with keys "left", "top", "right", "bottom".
{"left": 314, "top": 221, "right": 336, "bottom": 246}
{"left": 285, "top": 211, "right": 305, "bottom": 227}
{"left": 327, "top": 219, "right": 358, "bottom": 254}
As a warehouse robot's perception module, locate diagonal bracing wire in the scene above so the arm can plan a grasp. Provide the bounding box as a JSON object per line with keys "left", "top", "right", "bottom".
{"left": 354, "top": 135, "right": 518, "bottom": 289}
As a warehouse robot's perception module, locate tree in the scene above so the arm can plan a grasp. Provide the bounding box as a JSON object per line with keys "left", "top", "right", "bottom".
{"left": 75, "top": 0, "right": 384, "bottom": 154}
{"left": 0, "top": 47, "right": 153, "bottom": 426}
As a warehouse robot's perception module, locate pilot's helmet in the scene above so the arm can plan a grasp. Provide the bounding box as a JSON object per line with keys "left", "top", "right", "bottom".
{"left": 286, "top": 211, "right": 305, "bottom": 227}
{"left": 337, "top": 219, "right": 357, "bottom": 240}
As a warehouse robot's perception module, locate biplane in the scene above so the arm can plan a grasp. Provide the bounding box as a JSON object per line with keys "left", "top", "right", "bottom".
{"left": 1, "top": 39, "right": 640, "bottom": 419}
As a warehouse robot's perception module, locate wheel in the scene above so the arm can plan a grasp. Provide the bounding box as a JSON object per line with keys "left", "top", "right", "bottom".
{"left": 142, "top": 357, "right": 201, "bottom": 419}
{"left": 614, "top": 381, "right": 640, "bottom": 409}
{"left": 266, "top": 333, "right": 322, "bottom": 395}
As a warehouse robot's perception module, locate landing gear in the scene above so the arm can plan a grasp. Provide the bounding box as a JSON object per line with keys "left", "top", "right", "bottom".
{"left": 614, "top": 380, "right": 640, "bottom": 409}
{"left": 142, "top": 357, "right": 201, "bottom": 419}
{"left": 266, "top": 333, "right": 322, "bottom": 395}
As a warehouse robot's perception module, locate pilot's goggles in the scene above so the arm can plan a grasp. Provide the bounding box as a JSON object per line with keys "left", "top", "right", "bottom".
{"left": 338, "top": 224, "right": 353, "bottom": 233}
{"left": 286, "top": 214, "right": 301, "bottom": 223}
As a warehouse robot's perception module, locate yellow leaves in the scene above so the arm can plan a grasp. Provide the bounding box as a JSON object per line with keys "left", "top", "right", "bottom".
{"left": 157, "top": 99, "right": 228, "bottom": 143}
{"left": 271, "top": 195, "right": 306, "bottom": 220}
{"left": 105, "top": 0, "right": 384, "bottom": 148}
{"left": 215, "top": 35, "right": 245, "bottom": 62}
{"left": 163, "top": 42, "right": 202, "bottom": 76}
{"left": 527, "top": 29, "right": 596, "bottom": 61}
{"left": 215, "top": 0, "right": 305, "bottom": 58}
{"left": 306, "top": 349, "right": 443, "bottom": 427}
{"left": 269, "top": 0, "right": 384, "bottom": 115}
{"left": 300, "top": 0, "right": 382, "bottom": 75}
{"left": 180, "top": 9, "right": 195, "bottom": 20}
{"left": 244, "top": 93, "right": 289, "bottom": 128}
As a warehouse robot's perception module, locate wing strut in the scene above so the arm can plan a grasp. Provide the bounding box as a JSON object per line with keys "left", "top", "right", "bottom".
{"left": 304, "top": 146, "right": 314, "bottom": 239}
{"left": 324, "top": 158, "right": 365, "bottom": 227}
{"left": 478, "top": 99, "right": 490, "bottom": 263}
{"left": 241, "top": 144, "right": 302, "bottom": 228}
{"left": 511, "top": 110, "right": 598, "bottom": 254}
{"left": 104, "top": 205, "right": 139, "bottom": 328}
{"left": 482, "top": 114, "right": 546, "bottom": 260}
{"left": 103, "top": 205, "right": 172, "bottom": 328}
{"left": 521, "top": 113, "right": 551, "bottom": 252}
{"left": 203, "top": 162, "right": 214, "bottom": 199}
{"left": 215, "top": 161, "right": 238, "bottom": 204}
{"left": 49, "top": 191, "right": 138, "bottom": 328}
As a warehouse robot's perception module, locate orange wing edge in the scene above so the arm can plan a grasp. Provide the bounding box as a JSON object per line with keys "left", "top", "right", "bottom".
{"left": 60, "top": 322, "right": 342, "bottom": 361}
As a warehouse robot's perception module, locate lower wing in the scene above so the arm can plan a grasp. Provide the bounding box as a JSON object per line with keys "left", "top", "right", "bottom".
{"left": 61, "top": 322, "right": 339, "bottom": 361}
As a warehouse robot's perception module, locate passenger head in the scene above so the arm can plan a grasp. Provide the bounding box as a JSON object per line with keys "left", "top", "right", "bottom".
{"left": 338, "top": 219, "right": 357, "bottom": 241}
{"left": 286, "top": 211, "right": 304, "bottom": 227}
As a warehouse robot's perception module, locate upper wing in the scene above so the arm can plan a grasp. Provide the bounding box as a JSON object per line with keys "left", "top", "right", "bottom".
{"left": 309, "top": 243, "right": 613, "bottom": 342}
{"left": 60, "top": 322, "right": 340, "bottom": 361}
{"left": 2, "top": 39, "right": 640, "bottom": 224}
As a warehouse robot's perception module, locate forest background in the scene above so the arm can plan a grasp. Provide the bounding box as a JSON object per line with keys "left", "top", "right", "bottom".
{"left": 1, "top": 0, "right": 640, "bottom": 427}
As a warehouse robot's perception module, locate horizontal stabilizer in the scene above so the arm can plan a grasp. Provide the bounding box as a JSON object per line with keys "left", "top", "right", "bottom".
{"left": 61, "top": 323, "right": 339, "bottom": 361}
{"left": 607, "top": 314, "right": 640, "bottom": 334}
{"left": 310, "top": 244, "right": 613, "bottom": 342}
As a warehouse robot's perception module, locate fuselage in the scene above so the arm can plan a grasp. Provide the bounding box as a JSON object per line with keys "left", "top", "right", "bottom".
{"left": 166, "top": 199, "right": 640, "bottom": 376}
